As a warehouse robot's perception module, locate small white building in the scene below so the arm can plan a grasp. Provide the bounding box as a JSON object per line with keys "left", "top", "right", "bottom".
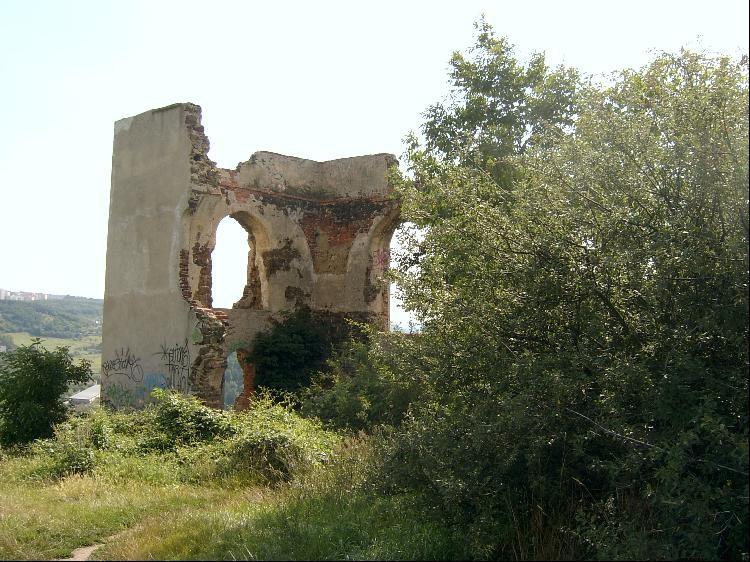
{"left": 68, "top": 384, "right": 101, "bottom": 410}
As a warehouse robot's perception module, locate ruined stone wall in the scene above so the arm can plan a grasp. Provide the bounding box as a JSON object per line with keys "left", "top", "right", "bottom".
{"left": 102, "top": 103, "right": 399, "bottom": 409}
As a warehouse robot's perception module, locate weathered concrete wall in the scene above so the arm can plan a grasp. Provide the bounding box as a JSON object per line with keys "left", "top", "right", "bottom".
{"left": 102, "top": 104, "right": 199, "bottom": 409}
{"left": 102, "top": 103, "right": 399, "bottom": 409}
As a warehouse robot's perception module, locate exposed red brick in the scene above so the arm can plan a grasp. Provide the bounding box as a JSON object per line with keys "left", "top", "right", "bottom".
{"left": 192, "top": 242, "right": 213, "bottom": 308}
{"left": 233, "top": 349, "right": 255, "bottom": 411}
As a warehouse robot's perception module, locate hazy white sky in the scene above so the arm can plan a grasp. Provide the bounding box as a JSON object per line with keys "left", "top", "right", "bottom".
{"left": 0, "top": 0, "right": 747, "bottom": 325}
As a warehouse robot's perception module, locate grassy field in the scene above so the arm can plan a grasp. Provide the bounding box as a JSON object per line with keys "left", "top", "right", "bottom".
{"left": 0, "top": 463, "right": 230, "bottom": 560}
{"left": 3, "top": 332, "right": 101, "bottom": 377}
{"left": 0, "top": 453, "right": 459, "bottom": 561}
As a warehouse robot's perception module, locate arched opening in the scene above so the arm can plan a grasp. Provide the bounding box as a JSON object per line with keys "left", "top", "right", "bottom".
{"left": 365, "top": 210, "right": 417, "bottom": 332}
{"left": 211, "top": 216, "right": 253, "bottom": 309}
{"left": 223, "top": 351, "right": 242, "bottom": 409}
{"left": 222, "top": 348, "right": 255, "bottom": 410}
{"left": 388, "top": 222, "right": 419, "bottom": 332}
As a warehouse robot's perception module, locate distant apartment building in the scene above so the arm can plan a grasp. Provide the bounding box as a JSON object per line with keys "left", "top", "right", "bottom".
{"left": 0, "top": 288, "right": 65, "bottom": 301}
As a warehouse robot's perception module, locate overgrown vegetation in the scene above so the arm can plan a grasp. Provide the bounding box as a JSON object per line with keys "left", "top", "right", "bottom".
{"left": 93, "top": 437, "right": 468, "bottom": 561}
{"left": 0, "top": 296, "right": 103, "bottom": 395}
{"left": 300, "top": 24, "right": 749, "bottom": 560}
{"left": 0, "top": 390, "right": 462, "bottom": 560}
{"left": 249, "top": 307, "right": 367, "bottom": 396}
{"left": 8, "top": 389, "right": 337, "bottom": 487}
{"left": 301, "top": 330, "right": 424, "bottom": 431}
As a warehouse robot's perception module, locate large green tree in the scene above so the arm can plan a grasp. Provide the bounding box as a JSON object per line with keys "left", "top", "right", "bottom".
{"left": 388, "top": 25, "right": 748, "bottom": 559}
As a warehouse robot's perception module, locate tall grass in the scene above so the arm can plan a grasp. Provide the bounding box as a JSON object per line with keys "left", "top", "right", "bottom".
{"left": 94, "top": 438, "right": 468, "bottom": 561}
{"left": 0, "top": 465, "right": 229, "bottom": 560}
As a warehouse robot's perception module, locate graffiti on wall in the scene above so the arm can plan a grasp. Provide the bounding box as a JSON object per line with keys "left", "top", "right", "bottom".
{"left": 156, "top": 339, "right": 191, "bottom": 393}
{"left": 102, "top": 347, "right": 144, "bottom": 382}
{"left": 105, "top": 372, "right": 181, "bottom": 408}
{"left": 103, "top": 340, "right": 193, "bottom": 408}
{"left": 103, "top": 381, "right": 137, "bottom": 409}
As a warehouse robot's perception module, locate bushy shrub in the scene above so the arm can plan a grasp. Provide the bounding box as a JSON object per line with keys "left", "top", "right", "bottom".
{"left": 177, "top": 393, "right": 340, "bottom": 484}
{"left": 0, "top": 339, "right": 92, "bottom": 447}
{"left": 302, "top": 333, "right": 424, "bottom": 431}
{"left": 87, "top": 408, "right": 114, "bottom": 449}
{"left": 93, "top": 390, "right": 336, "bottom": 485}
{"left": 234, "top": 393, "right": 339, "bottom": 476}
{"left": 149, "top": 388, "right": 233, "bottom": 446}
{"left": 27, "top": 422, "right": 96, "bottom": 479}
{"left": 2, "top": 389, "right": 340, "bottom": 487}
{"left": 249, "top": 307, "right": 367, "bottom": 395}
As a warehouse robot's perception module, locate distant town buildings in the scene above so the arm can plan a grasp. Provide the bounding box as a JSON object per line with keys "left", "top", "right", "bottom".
{"left": 0, "top": 288, "right": 66, "bottom": 301}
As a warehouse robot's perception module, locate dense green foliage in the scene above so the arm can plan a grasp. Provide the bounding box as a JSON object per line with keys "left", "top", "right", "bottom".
{"left": 0, "top": 297, "right": 102, "bottom": 339}
{"left": 249, "top": 307, "right": 364, "bottom": 395}
{"left": 0, "top": 340, "right": 92, "bottom": 447}
{"left": 242, "top": 29, "right": 749, "bottom": 558}
{"left": 249, "top": 308, "right": 331, "bottom": 394}
{"left": 302, "top": 332, "right": 424, "bottom": 431}
{"left": 373, "top": 24, "right": 749, "bottom": 560}
{"left": 5, "top": 389, "right": 338, "bottom": 487}
{"left": 140, "top": 389, "right": 338, "bottom": 484}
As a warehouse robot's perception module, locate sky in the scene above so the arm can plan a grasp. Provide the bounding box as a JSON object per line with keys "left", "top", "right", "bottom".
{"left": 0, "top": 0, "right": 747, "bottom": 327}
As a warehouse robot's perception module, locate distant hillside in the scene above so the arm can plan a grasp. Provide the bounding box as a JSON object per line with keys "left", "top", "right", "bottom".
{"left": 0, "top": 296, "right": 102, "bottom": 339}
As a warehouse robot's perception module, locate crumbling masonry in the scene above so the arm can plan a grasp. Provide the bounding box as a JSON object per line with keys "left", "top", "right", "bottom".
{"left": 101, "top": 103, "right": 399, "bottom": 409}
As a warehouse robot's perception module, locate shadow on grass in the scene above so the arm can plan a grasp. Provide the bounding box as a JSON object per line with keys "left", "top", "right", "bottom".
{"left": 95, "top": 488, "right": 469, "bottom": 561}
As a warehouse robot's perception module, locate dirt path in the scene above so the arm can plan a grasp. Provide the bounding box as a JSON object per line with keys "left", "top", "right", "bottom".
{"left": 54, "top": 525, "right": 136, "bottom": 561}
{"left": 56, "top": 543, "right": 104, "bottom": 561}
